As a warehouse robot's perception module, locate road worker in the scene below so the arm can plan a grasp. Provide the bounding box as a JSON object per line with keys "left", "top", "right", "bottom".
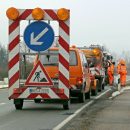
{"left": 118, "top": 59, "right": 127, "bottom": 86}
{"left": 107, "top": 62, "right": 114, "bottom": 86}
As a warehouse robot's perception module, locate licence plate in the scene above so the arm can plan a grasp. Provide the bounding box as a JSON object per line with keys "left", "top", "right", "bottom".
{"left": 29, "top": 88, "right": 49, "bottom": 94}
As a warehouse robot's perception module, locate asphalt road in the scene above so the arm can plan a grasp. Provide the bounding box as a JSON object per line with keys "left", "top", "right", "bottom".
{"left": 64, "top": 87, "right": 130, "bottom": 130}
{"left": 89, "top": 89, "right": 130, "bottom": 130}
{"left": 0, "top": 87, "right": 111, "bottom": 130}
{"left": 0, "top": 76, "right": 129, "bottom": 130}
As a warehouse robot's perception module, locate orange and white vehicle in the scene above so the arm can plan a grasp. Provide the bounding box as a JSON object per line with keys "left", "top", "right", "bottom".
{"left": 34, "top": 46, "right": 91, "bottom": 103}
{"left": 81, "top": 45, "right": 105, "bottom": 94}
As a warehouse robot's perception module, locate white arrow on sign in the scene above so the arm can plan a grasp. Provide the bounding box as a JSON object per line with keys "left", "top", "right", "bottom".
{"left": 30, "top": 27, "right": 49, "bottom": 45}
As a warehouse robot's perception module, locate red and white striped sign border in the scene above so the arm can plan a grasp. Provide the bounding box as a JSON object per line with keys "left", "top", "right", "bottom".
{"left": 8, "top": 9, "right": 70, "bottom": 100}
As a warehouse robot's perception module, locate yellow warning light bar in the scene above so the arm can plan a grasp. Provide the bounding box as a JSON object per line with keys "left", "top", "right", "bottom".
{"left": 92, "top": 48, "right": 101, "bottom": 56}
{"left": 57, "top": 8, "right": 69, "bottom": 21}
{"left": 6, "top": 7, "right": 19, "bottom": 20}
{"left": 6, "top": 7, "right": 69, "bottom": 21}
{"left": 32, "top": 7, "right": 44, "bottom": 20}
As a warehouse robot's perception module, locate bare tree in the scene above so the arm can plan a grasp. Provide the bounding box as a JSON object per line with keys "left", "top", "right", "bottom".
{"left": 0, "top": 44, "right": 8, "bottom": 80}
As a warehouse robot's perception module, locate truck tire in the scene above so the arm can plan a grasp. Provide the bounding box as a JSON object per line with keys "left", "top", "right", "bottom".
{"left": 85, "top": 90, "right": 90, "bottom": 99}
{"left": 102, "top": 83, "right": 105, "bottom": 90}
{"left": 63, "top": 100, "right": 70, "bottom": 110}
{"left": 91, "top": 80, "right": 99, "bottom": 96}
{"left": 79, "top": 92, "right": 85, "bottom": 103}
{"left": 98, "top": 78, "right": 103, "bottom": 92}
{"left": 34, "top": 99, "right": 41, "bottom": 103}
{"left": 14, "top": 99, "right": 23, "bottom": 110}
{"left": 91, "top": 88, "right": 97, "bottom": 96}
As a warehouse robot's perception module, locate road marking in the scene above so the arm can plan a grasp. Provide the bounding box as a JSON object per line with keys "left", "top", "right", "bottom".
{"left": 94, "top": 89, "right": 111, "bottom": 100}
{"left": 53, "top": 88, "right": 111, "bottom": 130}
{"left": 0, "top": 85, "right": 8, "bottom": 89}
{"left": 123, "top": 86, "right": 130, "bottom": 91}
{"left": 0, "top": 103, "right": 6, "bottom": 106}
{"left": 109, "top": 86, "right": 130, "bottom": 99}
{"left": 53, "top": 100, "right": 94, "bottom": 130}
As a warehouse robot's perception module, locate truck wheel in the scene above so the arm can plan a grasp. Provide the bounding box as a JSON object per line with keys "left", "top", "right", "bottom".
{"left": 91, "top": 89, "right": 97, "bottom": 96}
{"left": 105, "top": 77, "right": 108, "bottom": 85}
{"left": 98, "top": 78, "right": 102, "bottom": 92}
{"left": 85, "top": 90, "right": 90, "bottom": 99}
{"left": 34, "top": 99, "right": 41, "bottom": 103}
{"left": 14, "top": 99, "right": 23, "bottom": 110}
{"left": 63, "top": 100, "right": 70, "bottom": 110}
{"left": 102, "top": 83, "right": 105, "bottom": 90}
{"left": 79, "top": 92, "right": 85, "bottom": 103}
{"left": 91, "top": 80, "right": 99, "bottom": 96}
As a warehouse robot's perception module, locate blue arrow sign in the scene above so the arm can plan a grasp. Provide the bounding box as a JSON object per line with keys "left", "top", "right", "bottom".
{"left": 24, "top": 21, "right": 55, "bottom": 52}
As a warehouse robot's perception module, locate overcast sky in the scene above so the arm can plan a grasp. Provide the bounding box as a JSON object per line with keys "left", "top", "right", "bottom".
{"left": 0, "top": 0, "right": 130, "bottom": 54}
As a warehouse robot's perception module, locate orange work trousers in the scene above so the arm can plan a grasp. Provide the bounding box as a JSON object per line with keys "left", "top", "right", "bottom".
{"left": 120, "top": 74, "right": 126, "bottom": 86}
{"left": 108, "top": 73, "right": 114, "bottom": 85}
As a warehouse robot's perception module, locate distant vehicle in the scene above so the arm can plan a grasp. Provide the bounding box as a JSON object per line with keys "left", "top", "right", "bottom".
{"left": 81, "top": 49, "right": 99, "bottom": 95}
{"left": 81, "top": 45, "right": 105, "bottom": 93}
{"left": 34, "top": 46, "right": 91, "bottom": 103}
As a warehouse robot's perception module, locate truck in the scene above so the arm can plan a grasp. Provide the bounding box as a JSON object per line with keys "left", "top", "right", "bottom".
{"left": 80, "top": 45, "right": 106, "bottom": 94}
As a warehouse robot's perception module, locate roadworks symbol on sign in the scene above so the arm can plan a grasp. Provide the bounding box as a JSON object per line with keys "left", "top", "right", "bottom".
{"left": 25, "top": 60, "right": 53, "bottom": 86}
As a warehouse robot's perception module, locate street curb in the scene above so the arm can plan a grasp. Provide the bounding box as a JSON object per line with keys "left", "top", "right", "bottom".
{"left": 53, "top": 88, "right": 111, "bottom": 130}
{"left": 126, "top": 79, "right": 130, "bottom": 86}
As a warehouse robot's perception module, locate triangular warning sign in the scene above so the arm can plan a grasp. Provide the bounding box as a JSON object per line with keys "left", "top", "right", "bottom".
{"left": 25, "top": 60, "right": 53, "bottom": 86}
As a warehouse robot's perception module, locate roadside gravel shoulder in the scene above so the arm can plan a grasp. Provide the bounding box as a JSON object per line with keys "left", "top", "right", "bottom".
{"left": 62, "top": 93, "right": 113, "bottom": 130}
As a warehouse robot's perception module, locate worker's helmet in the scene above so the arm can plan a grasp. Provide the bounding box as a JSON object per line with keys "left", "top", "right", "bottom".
{"left": 119, "top": 59, "right": 126, "bottom": 65}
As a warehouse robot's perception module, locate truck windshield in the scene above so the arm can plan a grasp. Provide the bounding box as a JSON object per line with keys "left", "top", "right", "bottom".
{"left": 40, "top": 50, "right": 77, "bottom": 66}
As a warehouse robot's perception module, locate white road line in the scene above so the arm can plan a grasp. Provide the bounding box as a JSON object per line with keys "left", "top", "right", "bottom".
{"left": 53, "top": 100, "right": 94, "bottom": 130}
{"left": 123, "top": 86, "right": 130, "bottom": 91}
{"left": 53, "top": 89, "right": 111, "bottom": 130}
{"left": 109, "top": 86, "right": 130, "bottom": 99}
{"left": 0, "top": 103, "right": 6, "bottom": 106}
{"left": 94, "top": 89, "right": 111, "bottom": 100}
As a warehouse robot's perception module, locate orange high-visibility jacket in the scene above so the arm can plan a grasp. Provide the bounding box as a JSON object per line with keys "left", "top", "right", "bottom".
{"left": 108, "top": 64, "right": 114, "bottom": 75}
{"left": 119, "top": 65, "right": 127, "bottom": 75}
